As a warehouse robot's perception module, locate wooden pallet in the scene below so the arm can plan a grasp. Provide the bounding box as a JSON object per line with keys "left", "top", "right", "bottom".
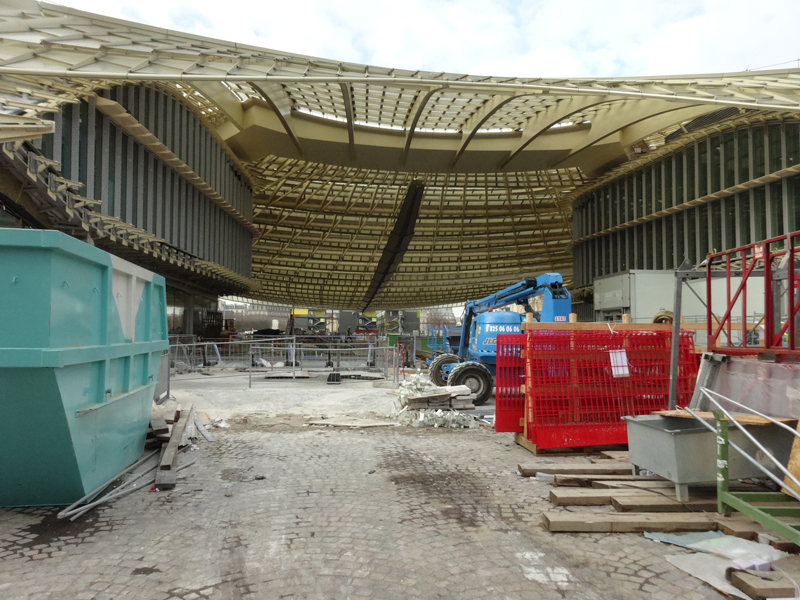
{"left": 518, "top": 462, "right": 634, "bottom": 477}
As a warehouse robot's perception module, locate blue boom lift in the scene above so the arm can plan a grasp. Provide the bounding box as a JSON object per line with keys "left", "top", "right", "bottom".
{"left": 429, "top": 274, "right": 571, "bottom": 405}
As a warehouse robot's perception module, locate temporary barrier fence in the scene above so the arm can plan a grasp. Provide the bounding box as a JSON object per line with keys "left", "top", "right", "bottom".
{"left": 495, "top": 329, "right": 698, "bottom": 448}
{"left": 495, "top": 334, "right": 527, "bottom": 433}
{"left": 167, "top": 337, "right": 400, "bottom": 385}
{"left": 528, "top": 329, "right": 697, "bottom": 449}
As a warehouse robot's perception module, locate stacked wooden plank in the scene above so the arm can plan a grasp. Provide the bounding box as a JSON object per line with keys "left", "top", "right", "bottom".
{"left": 147, "top": 403, "right": 200, "bottom": 490}
{"left": 522, "top": 451, "right": 799, "bottom": 544}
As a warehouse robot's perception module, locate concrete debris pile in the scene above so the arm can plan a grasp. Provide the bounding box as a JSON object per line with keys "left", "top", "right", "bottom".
{"left": 387, "top": 372, "right": 484, "bottom": 428}
{"left": 394, "top": 407, "right": 483, "bottom": 429}
{"left": 395, "top": 372, "right": 476, "bottom": 411}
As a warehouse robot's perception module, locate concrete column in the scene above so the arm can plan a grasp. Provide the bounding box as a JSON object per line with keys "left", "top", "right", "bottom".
{"left": 184, "top": 293, "right": 195, "bottom": 335}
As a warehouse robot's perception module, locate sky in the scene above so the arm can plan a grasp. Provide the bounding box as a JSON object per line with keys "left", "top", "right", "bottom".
{"left": 51, "top": 0, "right": 800, "bottom": 78}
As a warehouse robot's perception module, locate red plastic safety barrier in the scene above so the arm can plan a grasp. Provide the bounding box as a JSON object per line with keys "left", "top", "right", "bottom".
{"left": 495, "top": 334, "right": 527, "bottom": 432}
{"left": 524, "top": 329, "right": 697, "bottom": 450}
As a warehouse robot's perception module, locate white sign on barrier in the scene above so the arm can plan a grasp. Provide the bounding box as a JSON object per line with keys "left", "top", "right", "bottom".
{"left": 609, "top": 349, "right": 630, "bottom": 378}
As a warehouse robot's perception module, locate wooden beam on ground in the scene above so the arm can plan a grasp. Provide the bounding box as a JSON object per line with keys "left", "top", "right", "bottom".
{"left": 612, "top": 495, "right": 718, "bottom": 512}
{"left": 154, "top": 442, "right": 176, "bottom": 489}
{"left": 552, "top": 474, "right": 664, "bottom": 487}
{"left": 594, "top": 480, "right": 769, "bottom": 491}
{"left": 155, "top": 404, "right": 192, "bottom": 489}
{"left": 550, "top": 488, "right": 693, "bottom": 506}
{"left": 593, "top": 480, "right": 678, "bottom": 489}
{"left": 730, "top": 571, "right": 795, "bottom": 600}
{"left": 715, "top": 515, "right": 800, "bottom": 552}
{"left": 542, "top": 512, "right": 717, "bottom": 533}
{"left": 519, "top": 463, "right": 633, "bottom": 477}
{"left": 155, "top": 462, "right": 177, "bottom": 489}
{"left": 150, "top": 410, "right": 169, "bottom": 436}
{"left": 514, "top": 432, "right": 599, "bottom": 456}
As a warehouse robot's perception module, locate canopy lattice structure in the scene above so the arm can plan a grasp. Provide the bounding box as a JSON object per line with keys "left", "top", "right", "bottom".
{"left": 2, "top": 1, "right": 800, "bottom": 306}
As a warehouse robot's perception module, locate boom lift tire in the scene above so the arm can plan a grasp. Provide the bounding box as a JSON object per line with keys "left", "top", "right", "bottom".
{"left": 429, "top": 353, "right": 459, "bottom": 386}
{"left": 448, "top": 361, "right": 494, "bottom": 406}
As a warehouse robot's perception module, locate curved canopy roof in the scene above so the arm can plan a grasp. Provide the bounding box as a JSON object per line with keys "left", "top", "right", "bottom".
{"left": 2, "top": 1, "right": 800, "bottom": 307}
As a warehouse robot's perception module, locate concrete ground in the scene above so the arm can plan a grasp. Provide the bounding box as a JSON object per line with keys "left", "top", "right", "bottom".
{"left": 0, "top": 373, "right": 723, "bottom": 599}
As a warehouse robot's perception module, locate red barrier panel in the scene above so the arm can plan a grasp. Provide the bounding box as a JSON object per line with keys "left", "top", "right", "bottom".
{"left": 494, "top": 334, "right": 527, "bottom": 432}
{"left": 524, "top": 329, "right": 697, "bottom": 450}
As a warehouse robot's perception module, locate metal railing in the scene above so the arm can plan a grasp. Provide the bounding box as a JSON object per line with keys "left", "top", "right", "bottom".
{"left": 706, "top": 230, "right": 800, "bottom": 357}
{"left": 168, "top": 337, "right": 401, "bottom": 385}
{"left": 684, "top": 387, "right": 800, "bottom": 544}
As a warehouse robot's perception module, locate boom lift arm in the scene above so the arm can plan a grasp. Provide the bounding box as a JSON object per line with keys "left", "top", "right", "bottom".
{"left": 456, "top": 274, "right": 569, "bottom": 358}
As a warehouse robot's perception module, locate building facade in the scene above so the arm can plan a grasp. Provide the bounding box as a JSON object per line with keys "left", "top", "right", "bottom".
{"left": 572, "top": 115, "right": 800, "bottom": 289}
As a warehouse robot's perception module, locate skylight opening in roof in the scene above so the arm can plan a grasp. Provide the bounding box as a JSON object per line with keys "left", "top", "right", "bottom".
{"left": 222, "top": 81, "right": 245, "bottom": 102}
{"left": 295, "top": 106, "right": 455, "bottom": 132}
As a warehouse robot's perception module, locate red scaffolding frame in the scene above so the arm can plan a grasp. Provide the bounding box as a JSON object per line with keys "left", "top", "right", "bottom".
{"left": 706, "top": 231, "right": 800, "bottom": 357}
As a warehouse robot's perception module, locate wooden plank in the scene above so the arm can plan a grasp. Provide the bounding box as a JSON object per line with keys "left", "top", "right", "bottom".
{"left": 612, "top": 495, "right": 718, "bottom": 512}
{"left": 155, "top": 465, "right": 177, "bottom": 489}
{"left": 149, "top": 411, "right": 169, "bottom": 436}
{"left": 594, "top": 480, "right": 676, "bottom": 489}
{"left": 654, "top": 409, "right": 796, "bottom": 425}
{"left": 715, "top": 515, "right": 800, "bottom": 552}
{"left": 154, "top": 443, "right": 177, "bottom": 489}
{"left": 784, "top": 420, "right": 800, "bottom": 497}
{"left": 519, "top": 463, "right": 633, "bottom": 477}
{"left": 553, "top": 474, "right": 665, "bottom": 487}
{"left": 514, "top": 433, "right": 598, "bottom": 456}
{"left": 594, "top": 480, "right": 769, "bottom": 491}
{"left": 550, "top": 488, "right": 640, "bottom": 506}
{"left": 173, "top": 403, "right": 182, "bottom": 423}
{"left": 599, "top": 451, "right": 630, "bottom": 461}
{"left": 772, "top": 555, "right": 800, "bottom": 577}
{"left": 542, "top": 512, "right": 717, "bottom": 533}
{"left": 160, "top": 405, "right": 191, "bottom": 472}
{"left": 730, "top": 571, "right": 795, "bottom": 600}
{"left": 550, "top": 488, "right": 700, "bottom": 506}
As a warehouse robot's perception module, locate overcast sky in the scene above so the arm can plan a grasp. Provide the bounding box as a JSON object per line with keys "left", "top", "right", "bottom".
{"left": 52, "top": 0, "right": 800, "bottom": 78}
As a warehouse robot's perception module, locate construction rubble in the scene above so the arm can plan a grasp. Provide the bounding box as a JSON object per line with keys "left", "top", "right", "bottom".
{"left": 387, "top": 372, "right": 486, "bottom": 428}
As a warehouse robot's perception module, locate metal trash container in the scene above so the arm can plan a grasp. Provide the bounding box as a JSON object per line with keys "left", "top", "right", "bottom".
{"left": 0, "top": 230, "right": 168, "bottom": 506}
{"left": 625, "top": 414, "right": 794, "bottom": 500}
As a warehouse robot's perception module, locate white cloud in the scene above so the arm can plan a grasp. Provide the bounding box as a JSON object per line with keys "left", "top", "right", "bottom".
{"left": 51, "top": 0, "right": 800, "bottom": 77}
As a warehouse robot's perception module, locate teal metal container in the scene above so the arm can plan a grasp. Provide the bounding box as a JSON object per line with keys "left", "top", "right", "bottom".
{"left": 0, "top": 230, "right": 168, "bottom": 506}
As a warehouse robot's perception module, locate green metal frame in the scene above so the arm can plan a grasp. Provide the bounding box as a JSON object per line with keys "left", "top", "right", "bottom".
{"left": 715, "top": 411, "right": 800, "bottom": 543}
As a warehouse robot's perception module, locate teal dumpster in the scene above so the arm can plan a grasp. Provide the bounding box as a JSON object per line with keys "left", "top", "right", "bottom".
{"left": 0, "top": 230, "right": 168, "bottom": 506}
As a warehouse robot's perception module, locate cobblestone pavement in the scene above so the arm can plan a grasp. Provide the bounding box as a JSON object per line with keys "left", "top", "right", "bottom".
{"left": 0, "top": 421, "right": 725, "bottom": 599}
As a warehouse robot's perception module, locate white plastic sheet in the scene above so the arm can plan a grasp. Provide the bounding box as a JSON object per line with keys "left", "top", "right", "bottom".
{"left": 688, "top": 535, "right": 789, "bottom": 562}
{"left": 666, "top": 553, "right": 749, "bottom": 599}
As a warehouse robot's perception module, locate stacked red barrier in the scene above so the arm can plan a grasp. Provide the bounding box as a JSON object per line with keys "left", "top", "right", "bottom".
{"left": 494, "top": 333, "right": 527, "bottom": 433}
{"left": 495, "top": 329, "right": 697, "bottom": 450}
